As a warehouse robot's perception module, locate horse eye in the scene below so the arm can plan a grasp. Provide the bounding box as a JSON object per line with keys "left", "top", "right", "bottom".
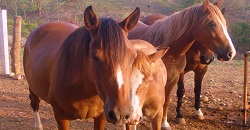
{"left": 209, "top": 22, "right": 216, "bottom": 27}
{"left": 91, "top": 55, "right": 100, "bottom": 62}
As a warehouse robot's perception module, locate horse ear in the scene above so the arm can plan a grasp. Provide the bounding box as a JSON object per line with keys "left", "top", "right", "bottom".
{"left": 203, "top": 0, "right": 210, "bottom": 11}
{"left": 221, "top": 7, "right": 226, "bottom": 14}
{"left": 119, "top": 7, "right": 140, "bottom": 32}
{"left": 84, "top": 6, "right": 99, "bottom": 31}
{"left": 148, "top": 47, "right": 169, "bottom": 63}
{"left": 213, "top": 0, "right": 223, "bottom": 7}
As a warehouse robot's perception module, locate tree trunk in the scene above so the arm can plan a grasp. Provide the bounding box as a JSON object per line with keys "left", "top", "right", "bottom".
{"left": 36, "top": 0, "right": 42, "bottom": 19}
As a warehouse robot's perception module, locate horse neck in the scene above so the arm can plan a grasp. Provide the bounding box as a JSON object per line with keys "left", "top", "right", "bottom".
{"left": 56, "top": 27, "right": 96, "bottom": 91}
{"left": 142, "top": 6, "right": 200, "bottom": 58}
{"left": 166, "top": 31, "right": 196, "bottom": 57}
{"left": 128, "top": 21, "right": 150, "bottom": 40}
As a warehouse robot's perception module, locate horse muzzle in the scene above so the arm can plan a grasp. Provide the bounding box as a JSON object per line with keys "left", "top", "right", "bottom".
{"left": 105, "top": 104, "right": 133, "bottom": 125}
{"left": 217, "top": 51, "right": 234, "bottom": 61}
{"left": 200, "top": 55, "right": 214, "bottom": 65}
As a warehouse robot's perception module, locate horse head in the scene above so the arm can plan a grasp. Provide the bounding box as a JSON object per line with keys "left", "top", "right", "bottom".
{"left": 192, "top": 0, "right": 236, "bottom": 61}
{"left": 84, "top": 6, "right": 141, "bottom": 125}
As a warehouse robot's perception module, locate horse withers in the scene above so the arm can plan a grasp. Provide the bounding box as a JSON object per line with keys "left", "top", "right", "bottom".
{"left": 24, "top": 6, "right": 168, "bottom": 130}
{"left": 128, "top": 0, "right": 236, "bottom": 129}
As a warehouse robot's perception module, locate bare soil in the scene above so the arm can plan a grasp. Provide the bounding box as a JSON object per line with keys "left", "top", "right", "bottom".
{"left": 1, "top": 59, "right": 250, "bottom": 130}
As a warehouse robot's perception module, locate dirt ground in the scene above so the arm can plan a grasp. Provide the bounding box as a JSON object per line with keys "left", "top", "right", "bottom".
{"left": 1, "top": 59, "right": 250, "bottom": 130}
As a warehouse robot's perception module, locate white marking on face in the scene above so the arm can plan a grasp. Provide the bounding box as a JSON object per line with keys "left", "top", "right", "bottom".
{"left": 116, "top": 66, "right": 124, "bottom": 90}
{"left": 130, "top": 68, "right": 144, "bottom": 122}
{"left": 216, "top": 15, "right": 236, "bottom": 60}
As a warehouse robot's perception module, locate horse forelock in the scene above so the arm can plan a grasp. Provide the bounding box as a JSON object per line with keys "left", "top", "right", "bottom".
{"left": 98, "top": 18, "right": 127, "bottom": 74}
{"left": 133, "top": 51, "right": 154, "bottom": 78}
{"left": 144, "top": 4, "right": 202, "bottom": 47}
{"left": 208, "top": 3, "right": 227, "bottom": 28}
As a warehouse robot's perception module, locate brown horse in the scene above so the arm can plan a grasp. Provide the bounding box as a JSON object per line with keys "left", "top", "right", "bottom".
{"left": 128, "top": 0, "right": 236, "bottom": 129}
{"left": 141, "top": 7, "right": 226, "bottom": 125}
{"left": 125, "top": 40, "right": 168, "bottom": 130}
{"left": 140, "top": 13, "right": 217, "bottom": 124}
{"left": 24, "top": 6, "right": 168, "bottom": 130}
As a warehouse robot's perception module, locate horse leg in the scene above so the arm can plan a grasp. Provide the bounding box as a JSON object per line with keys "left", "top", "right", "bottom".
{"left": 53, "top": 107, "right": 70, "bottom": 130}
{"left": 161, "top": 77, "right": 179, "bottom": 130}
{"left": 29, "top": 88, "right": 43, "bottom": 130}
{"left": 94, "top": 112, "right": 106, "bottom": 130}
{"left": 193, "top": 65, "right": 208, "bottom": 120}
{"left": 175, "top": 72, "right": 186, "bottom": 124}
{"left": 151, "top": 107, "right": 163, "bottom": 130}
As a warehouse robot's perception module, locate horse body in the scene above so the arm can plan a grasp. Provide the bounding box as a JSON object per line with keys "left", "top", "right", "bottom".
{"left": 24, "top": 22, "right": 78, "bottom": 103}
{"left": 128, "top": 0, "right": 235, "bottom": 129}
{"left": 140, "top": 13, "right": 215, "bottom": 124}
{"left": 24, "top": 6, "right": 143, "bottom": 130}
{"left": 24, "top": 21, "right": 107, "bottom": 129}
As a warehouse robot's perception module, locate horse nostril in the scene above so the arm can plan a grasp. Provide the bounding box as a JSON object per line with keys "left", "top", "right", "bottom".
{"left": 139, "top": 116, "right": 142, "bottom": 121}
{"left": 108, "top": 110, "right": 118, "bottom": 122}
{"left": 210, "top": 56, "right": 215, "bottom": 62}
{"left": 227, "top": 52, "right": 233, "bottom": 58}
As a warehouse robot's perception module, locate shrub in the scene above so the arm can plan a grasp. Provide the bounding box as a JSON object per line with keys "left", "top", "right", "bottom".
{"left": 7, "top": 18, "right": 38, "bottom": 38}
{"left": 231, "top": 22, "right": 250, "bottom": 51}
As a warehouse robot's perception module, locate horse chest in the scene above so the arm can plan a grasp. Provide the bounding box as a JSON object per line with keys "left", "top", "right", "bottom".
{"left": 63, "top": 95, "right": 104, "bottom": 119}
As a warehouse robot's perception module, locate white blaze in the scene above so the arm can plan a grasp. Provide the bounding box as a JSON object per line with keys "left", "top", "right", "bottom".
{"left": 116, "top": 66, "right": 124, "bottom": 90}
{"left": 217, "top": 15, "right": 236, "bottom": 60}
{"left": 130, "top": 68, "right": 144, "bottom": 121}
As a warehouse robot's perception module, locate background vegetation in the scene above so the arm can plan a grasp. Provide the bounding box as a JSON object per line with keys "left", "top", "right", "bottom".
{"left": 0, "top": 0, "right": 249, "bottom": 52}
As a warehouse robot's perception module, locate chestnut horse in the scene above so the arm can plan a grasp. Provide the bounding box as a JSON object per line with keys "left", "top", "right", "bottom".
{"left": 24, "top": 6, "right": 168, "bottom": 130}
{"left": 128, "top": 0, "right": 236, "bottom": 129}
{"left": 140, "top": 13, "right": 217, "bottom": 124}
{"left": 125, "top": 40, "right": 168, "bottom": 130}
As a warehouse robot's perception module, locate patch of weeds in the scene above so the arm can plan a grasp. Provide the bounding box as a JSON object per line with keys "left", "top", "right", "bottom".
{"left": 234, "top": 60, "right": 244, "bottom": 67}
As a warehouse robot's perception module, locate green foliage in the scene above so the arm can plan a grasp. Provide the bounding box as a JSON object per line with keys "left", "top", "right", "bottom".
{"left": 234, "top": 60, "right": 244, "bottom": 67}
{"left": 7, "top": 19, "right": 38, "bottom": 38}
{"left": 0, "top": 0, "right": 37, "bottom": 15}
{"left": 7, "top": 19, "right": 14, "bottom": 35}
{"left": 177, "top": 0, "right": 204, "bottom": 7}
{"left": 22, "top": 20, "right": 38, "bottom": 37}
{"left": 231, "top": 22, "right": 250, "bottom": 50}
{"left": 177, "top": 0, "right": 217, "bottom": 7}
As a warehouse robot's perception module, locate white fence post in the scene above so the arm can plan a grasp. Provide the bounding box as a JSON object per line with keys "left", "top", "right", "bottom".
{"left": 0, "top": 10, "right": 10, "bottom": 75}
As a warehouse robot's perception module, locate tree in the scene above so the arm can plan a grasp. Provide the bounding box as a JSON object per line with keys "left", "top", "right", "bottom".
{"left": 231, "top": 22, "right": 250, "bottom": 51}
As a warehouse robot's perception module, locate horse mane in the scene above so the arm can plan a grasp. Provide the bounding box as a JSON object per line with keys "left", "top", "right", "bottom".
{"left": 58, "top": 17, "right": 127, "bottom": 83}
{"left": 144, "top": 3, "right": 224, "bottom": 47}
{"left": 57, "top": 26, "right": 90, "bottom": 85}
